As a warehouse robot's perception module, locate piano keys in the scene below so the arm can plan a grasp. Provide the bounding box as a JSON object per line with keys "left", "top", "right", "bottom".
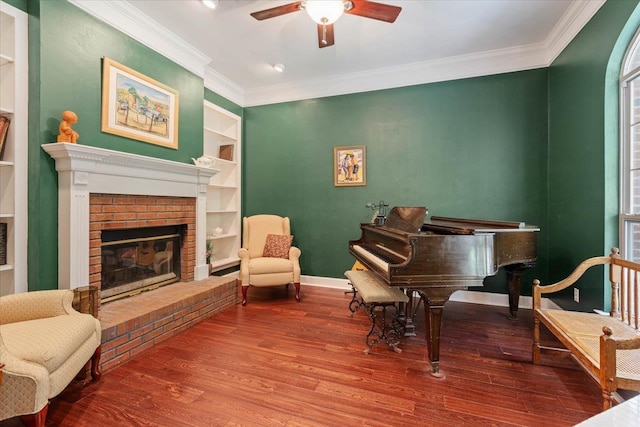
{"left": 348, "top": 206, "right": 539, "bottom": 377}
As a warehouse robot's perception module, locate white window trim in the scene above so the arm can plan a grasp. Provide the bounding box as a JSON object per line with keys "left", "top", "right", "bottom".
{"left": 619, "top": 28, "right": 640, "bottom": 259}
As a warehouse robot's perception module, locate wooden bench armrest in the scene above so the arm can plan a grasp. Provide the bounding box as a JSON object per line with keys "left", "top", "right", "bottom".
{"left": 533, "top": 249, "right": 640, "bottom": 411}
{"left": 611, "top": 334, "right": 640, "bottom": 350}
{"left": 533, "top": 253, "right": 612, "bottom": 308}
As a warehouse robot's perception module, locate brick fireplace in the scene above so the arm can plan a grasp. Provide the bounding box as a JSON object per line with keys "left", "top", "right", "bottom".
{"left": 43, "top": 143, "right": 239, "bottom": 372}
{"left": 42, "top": 143, "right": 217, "bottom": 294}
{"left": 90, "top": 194, "right": 195, "bottom": 302}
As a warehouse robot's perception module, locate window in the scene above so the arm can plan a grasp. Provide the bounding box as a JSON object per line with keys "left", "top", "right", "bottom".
{"left": 620, "top": 28, "right": 640, "bottom": 262}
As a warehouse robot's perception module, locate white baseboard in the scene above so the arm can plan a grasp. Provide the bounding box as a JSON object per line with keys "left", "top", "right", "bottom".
{"left": 300, "top": 274, "right": 562, "bottom": 310}
{"left": 301, "top": 275, "right": 350, "bottom": 290}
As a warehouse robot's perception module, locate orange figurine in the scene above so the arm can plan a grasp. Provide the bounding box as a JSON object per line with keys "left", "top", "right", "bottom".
{"left": 57, "top": 110, "right": 79, "bottom": 143}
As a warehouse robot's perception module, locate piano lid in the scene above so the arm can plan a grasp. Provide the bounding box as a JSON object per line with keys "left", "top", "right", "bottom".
{"left": 423, "top": 216, "right": 539, "bottom": 234}
{"left": 382, "top": 207, "right": 427, "bottom": 233}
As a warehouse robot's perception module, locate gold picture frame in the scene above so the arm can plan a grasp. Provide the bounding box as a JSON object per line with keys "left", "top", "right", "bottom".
{"left": 101, "top": 57, "right": 179, "bottom": 149}
{"left": 334, "top": 145, "right": 366, "bottom": 187}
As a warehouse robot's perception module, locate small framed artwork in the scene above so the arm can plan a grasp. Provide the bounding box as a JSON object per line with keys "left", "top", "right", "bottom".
{"left": 0, "top": 115, "right": 10, "bottom": 161}
{"left": 101, "top": 57, "right": 179, "bottom": 149}
{"left": 0, "top": 222, "right": 6, "bottom": 265}
{"left": 334, "top": 145, "right": 366, "bottom": 187}
{"left": 218, "top": 144, "right": 234, "bottom": 161}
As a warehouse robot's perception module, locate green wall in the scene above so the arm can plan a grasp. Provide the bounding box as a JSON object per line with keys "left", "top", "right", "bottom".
{"left": 244, "top": 70, "right": 549, "bottom": 294}
{"left": 21, "top": 0, "right": 640, "bottom": 308}
{"left": 26, "top": 0, "right": 210, "bottom": 290}
{"left": 204, "top": 88, "right": 242, "bottom": 118}
{"left": 547, "top": 0, "right": 640, "bottom": 310}
{"left": 3, "top": 0, "right": 26, "bottom": 12}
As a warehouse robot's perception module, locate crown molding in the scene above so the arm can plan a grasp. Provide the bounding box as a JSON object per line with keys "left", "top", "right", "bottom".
{"left": 204, "top": 67, "right": 246, "bottom": 107}
{"left": 67, "top": 0, "right": 605, "bottom": 107}
{"left": 543, "top": 0, "right": 606, "bottom": 64}
{"left": 243, "top": 0, "right": 606, "bottom": 107}
{"left": 67, "top": 0, "right": 211, "bottom": 78}
{"left": 243, "top": 43, "right": 550, "bottom": 106}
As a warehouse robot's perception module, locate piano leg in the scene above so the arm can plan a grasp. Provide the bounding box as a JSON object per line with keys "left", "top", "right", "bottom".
{"left": 505, "top": 263, "right": 535, "bottom": 320}
{"left": 400, "top": 289, "right": 417, "bottom": 337}
{"left": 416, "top": 291, "right": 442, "bottom": 378}
{"left": 424, "top": 302, "right": 445, "bottom": 378}
{"left": 415, "top": 288, "right": 464, "bottom": 378}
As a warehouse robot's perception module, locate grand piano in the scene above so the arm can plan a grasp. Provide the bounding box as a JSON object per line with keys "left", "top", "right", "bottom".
{"left": 349, "top": 206, "right": 539, "bottom": 377}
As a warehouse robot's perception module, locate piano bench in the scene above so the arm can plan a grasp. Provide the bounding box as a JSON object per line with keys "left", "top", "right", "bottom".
{"left": 345, "top": 270, "right": 409, "bottom": 354}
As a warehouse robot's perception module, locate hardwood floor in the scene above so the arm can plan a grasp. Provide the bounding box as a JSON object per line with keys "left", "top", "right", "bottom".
{"left": 2, "top": 286, "right": 607, "bottom": 426}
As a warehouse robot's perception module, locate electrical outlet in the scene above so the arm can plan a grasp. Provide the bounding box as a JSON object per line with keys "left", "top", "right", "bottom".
{"left": 574, "top": 288, "right": 580, "bottom": 303}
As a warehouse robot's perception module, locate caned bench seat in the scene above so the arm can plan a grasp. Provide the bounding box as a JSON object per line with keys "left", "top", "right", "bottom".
{"left": 532, "top": 248, "right": 640, "bottom": 411}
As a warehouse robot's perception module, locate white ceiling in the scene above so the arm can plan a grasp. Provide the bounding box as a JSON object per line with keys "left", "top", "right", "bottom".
{"left": 71, "top": 0, "right": 605, "bottom": 106}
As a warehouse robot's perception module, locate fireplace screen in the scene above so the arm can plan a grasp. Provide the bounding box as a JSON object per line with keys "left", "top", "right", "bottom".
{"left": 101, "top": 225, "right": 183, "bottom": 302}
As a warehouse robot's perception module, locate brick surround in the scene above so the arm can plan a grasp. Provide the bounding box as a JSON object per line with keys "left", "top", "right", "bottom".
{"left": 43, "top": 143, "right": 216, "bottom": 291}
{"left": 89, "top": 193, "right": 197, "bottom": 293}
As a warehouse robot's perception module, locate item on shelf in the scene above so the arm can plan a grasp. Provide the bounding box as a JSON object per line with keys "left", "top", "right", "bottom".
{"left": 203, "top": 101, "right": 241, "bottom": 273}
{"left": 0, "top": 222, "right": 6, "bottom": 265}
{"left": 0, "top": 115, "right": 10, "bottom": 160}
{"left": 57, "top": 110, "right": 80, "bottom": 143}
{"left": 218, "top": 144, "right": 234, "bottom": 161}
{"left": 191, "top": 154, "right": 216, "bottom": 167}
{"left": 206, "top": 239, "right": 212, "bottom": 264}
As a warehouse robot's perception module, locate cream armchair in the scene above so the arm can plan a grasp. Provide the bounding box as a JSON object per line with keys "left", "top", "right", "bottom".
{"left": 238, "top": 215, "right": 301, "bottom": 305}
{"left": 153, "top": 241, "right": 174, "bottom": 274}
{"left": 0, "top": 290, "right": 102, "bottom": 427}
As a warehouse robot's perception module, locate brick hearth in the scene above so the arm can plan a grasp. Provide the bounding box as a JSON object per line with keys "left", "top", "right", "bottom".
{"left": 98, "top": 276, "right": 238, "bottom": 372}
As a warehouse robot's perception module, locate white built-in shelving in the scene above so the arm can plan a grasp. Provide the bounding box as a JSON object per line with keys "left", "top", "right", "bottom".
{"left": 203, "top": 100, "right": 241, "bottom": 272}
{"left": 0, "top": 1, "right": 28, "bottom": 295}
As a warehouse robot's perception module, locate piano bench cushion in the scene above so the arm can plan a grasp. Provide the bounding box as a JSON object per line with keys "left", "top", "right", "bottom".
{"left": 345, "top": 270, "right": 409, "bottom": 304}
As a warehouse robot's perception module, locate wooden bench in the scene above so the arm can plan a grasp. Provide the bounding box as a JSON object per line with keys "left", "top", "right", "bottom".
{"left": 345, "top": 270, "right": 409, "bottom": 354}
{"left": 532, "top": 248, "right": 640, "bottom": 410}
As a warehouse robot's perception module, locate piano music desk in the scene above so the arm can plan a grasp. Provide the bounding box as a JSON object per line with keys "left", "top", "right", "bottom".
{"left": 345, "top": 270, "right": 409, "bottom": 354}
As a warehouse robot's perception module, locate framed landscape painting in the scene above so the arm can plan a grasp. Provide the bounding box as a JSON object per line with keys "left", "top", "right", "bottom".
{"left": 334, "top": 145, "right": 366, "bottom": 187}
{"left": 101, "top": 57, "right": 179, "bottom": 149}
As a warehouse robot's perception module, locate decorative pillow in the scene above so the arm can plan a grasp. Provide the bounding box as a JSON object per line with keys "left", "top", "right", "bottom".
{"left": 262, "top": 234, "right": 293, "bottom": 258}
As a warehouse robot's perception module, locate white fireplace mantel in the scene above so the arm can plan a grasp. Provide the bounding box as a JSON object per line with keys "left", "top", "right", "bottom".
{"left": 42, "top": 143, "right": 218, "bottom": 289}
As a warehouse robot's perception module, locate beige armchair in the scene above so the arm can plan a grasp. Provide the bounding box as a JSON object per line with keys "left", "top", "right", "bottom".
{"left": 0, "top": 290, "right": 102, "bottom": 427}
{"left": 238, "top": 215, "right": 301, "bottom": 305}
{"left": 153, "top": 241, "right": 174, "bottom": 274}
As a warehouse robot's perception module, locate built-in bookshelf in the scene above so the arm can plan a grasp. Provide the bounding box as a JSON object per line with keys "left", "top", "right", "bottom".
{"left": 0, "top": 1, "right": 28, "bottom": 295}
{"left": 203, "top": 101, "right": 241, "bottom": 272}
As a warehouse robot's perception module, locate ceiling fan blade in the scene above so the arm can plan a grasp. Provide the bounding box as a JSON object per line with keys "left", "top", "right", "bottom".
{"left": 317, "top": 23, "right": 335, "bottom": 48}
{"left": 250, "top": 2, "right": 302, "bottom": 20}
{"left": 346, "top": 0, "right": 402, "bottom": 23}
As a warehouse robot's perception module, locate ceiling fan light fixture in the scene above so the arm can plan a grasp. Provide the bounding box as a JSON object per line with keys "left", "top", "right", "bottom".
{"left": 304, "top": 0, "right": 345, "bottom": 25}
{"left": 202, "top": 0, "right": 219, "bottom": 10}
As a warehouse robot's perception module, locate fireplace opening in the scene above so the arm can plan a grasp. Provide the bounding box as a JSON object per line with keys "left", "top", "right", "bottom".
{"left": 101, "top": 225, "right": 185, "bottom": 303}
